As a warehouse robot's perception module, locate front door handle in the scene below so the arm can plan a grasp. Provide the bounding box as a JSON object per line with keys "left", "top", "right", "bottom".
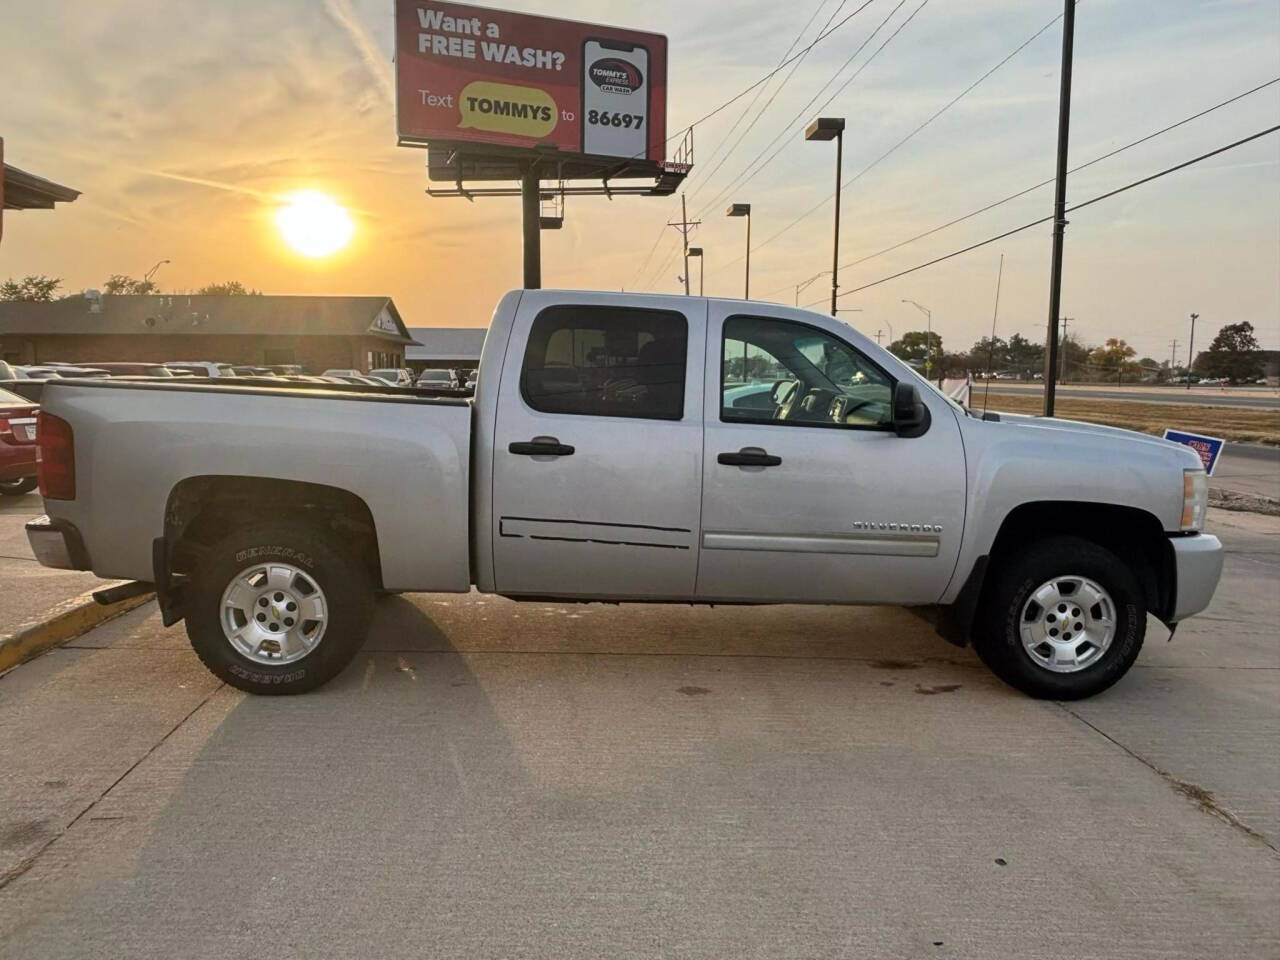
{"left": 509, "top": 438, "right": 575, "bottom": 457}
{"left": 718, "top": 447, "right": 782, "bottom": 467}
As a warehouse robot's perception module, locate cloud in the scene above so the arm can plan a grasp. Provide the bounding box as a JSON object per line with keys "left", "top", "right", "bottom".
{"left": 324, "top": 0, "right": 395, "bottom": 105}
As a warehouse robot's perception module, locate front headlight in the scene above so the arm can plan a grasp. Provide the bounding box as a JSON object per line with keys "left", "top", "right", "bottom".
{"left": 1181, "top": 469, "right": 1208, "bottom": 531}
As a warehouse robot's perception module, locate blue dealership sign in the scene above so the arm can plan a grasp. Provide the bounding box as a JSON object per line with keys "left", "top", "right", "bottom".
{"left": 1163, "top": 429, "right": 1225, "bottom": 476}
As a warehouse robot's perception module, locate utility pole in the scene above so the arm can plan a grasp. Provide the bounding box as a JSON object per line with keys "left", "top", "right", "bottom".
{"left": 521, "top": 166, "right": 541, "bottom": 288}
{"left": 1041, "top": 0, "right": 1077, "bottom": 416}
{"left": 1186, "top": 312, "right": 1199, "bottom": 389}
{"left": 667, "top": 194, "right": 701, "bottom": 295}
{"left": 1169, "top": 339, "right": 1179, "bottom": 378}
{"left": 875, "top": 330, "right": 883, "bottom": 345}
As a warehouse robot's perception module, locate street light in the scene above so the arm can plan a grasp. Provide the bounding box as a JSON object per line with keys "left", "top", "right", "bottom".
{"left": 726, "top": 203, "right": 751, "bottom": 299}
{"left": 901, "top": 298, "right": 934, "bottom": 378}
{"left": 687, "top": 247, "right": 704, "bottom": 296}
{"left": 805, "top": 117, "right": 845, "bottom": 316}
{"left": 143, "top": 258, "right": 170, "bottom": 288}
{"left": 794, "top": 271, "right": 828, "bottom": 306}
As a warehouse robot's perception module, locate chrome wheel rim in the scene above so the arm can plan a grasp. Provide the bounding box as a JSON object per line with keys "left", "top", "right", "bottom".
{"left": 220, "top": 562, "right": 328, "bottom": 665}
{"left": 1019, "top": 575, "right": 1116, "bottom": 673}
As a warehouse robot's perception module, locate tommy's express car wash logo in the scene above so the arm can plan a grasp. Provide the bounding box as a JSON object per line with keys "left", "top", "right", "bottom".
{"left": 588, "top": 58, "right": 642, "bottom": 95}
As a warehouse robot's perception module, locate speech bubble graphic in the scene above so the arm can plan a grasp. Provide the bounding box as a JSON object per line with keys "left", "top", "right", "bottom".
{"left": 458, "top": 81, "right": 558, "bottom": 139}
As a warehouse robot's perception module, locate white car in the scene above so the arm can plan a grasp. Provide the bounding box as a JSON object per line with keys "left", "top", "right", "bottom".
{"left": 164, "top": 362, "right": 237, "bottom": 378}
{"left": 416, "top": 368, "right": 459, "bottom": 389}
{"left": 368, "top": 368, "right": 414, "bottom": 387}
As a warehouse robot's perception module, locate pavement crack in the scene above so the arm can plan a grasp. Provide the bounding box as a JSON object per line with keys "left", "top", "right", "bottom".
{"left": 0, "top": 681, "right": 226, "bottom": 892}
{"left": 1057, "top": 702, "right": 1277, "bottom": 855}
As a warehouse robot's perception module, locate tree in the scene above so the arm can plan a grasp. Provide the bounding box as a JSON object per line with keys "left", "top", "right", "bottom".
{"left": 0, "top": 275, "right": 61, "bottom": 302}
{"left": 195, "top": 281, "right": 261, "bottom": 296}
{"left": 889, "top": 330, "right": 943, "bottom": 373}
{"left": 103, "top": 274, "right": 156, "bottom": 295}
{"left": 1200, "top": 321, "right": 1263, "bottom": 382}
{"left": 968, "top": 335, "right": 1009, "bottom": 375}
{"left": 1057, "top": 334, "right": 1091, "bottom": 382}
{"left": 1089, "top": 338, "right": 1141, "bottom": 380}
{"left": 1005, "top": 333, "right": 1044, "bottom": 378}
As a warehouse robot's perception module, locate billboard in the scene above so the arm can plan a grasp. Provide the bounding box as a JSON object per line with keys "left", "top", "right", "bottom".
{"left": 395, "top": 1, "right": 667, "bottom": 165}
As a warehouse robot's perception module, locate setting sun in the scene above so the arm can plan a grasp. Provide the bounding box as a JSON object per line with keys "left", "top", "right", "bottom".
{"left": 274, "top": 190, "right": 354, "bottom": 258}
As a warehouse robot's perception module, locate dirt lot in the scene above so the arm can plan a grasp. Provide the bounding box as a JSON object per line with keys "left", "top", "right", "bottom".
{"left": 985, "top": 393, "right": 1280, "bottom": 445}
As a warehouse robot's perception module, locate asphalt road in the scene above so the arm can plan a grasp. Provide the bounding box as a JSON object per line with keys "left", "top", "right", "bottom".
{"left": 981, "top": 382, "right": 1280, "bottom": 410}
{"left": 0, "top": 509, "right": 1276, "bottom": 959}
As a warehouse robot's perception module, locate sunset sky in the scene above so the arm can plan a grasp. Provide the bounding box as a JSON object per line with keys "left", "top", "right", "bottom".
{"left": 1, "top": 0, "right": 1276, "bottom": 361}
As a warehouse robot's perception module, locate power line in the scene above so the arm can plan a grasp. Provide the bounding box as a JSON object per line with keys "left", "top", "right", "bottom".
{"left": 625, "top": 0, "right": 874, "bottom": 289}
{"left": 836, "top": 75, "right": 1279, "bottom": 274}
{"left": 688, "top": 0, "right": 852, "bottom": 200}
{"left": 709, "top": 6, "right": 1066, "bottom": 278}
{"left": 692, "top": 0, "right": 911, "bottom": 220}
{"left": 805, "top": 124, "right": 1280, "bottom": 302}
{"left": 663, "top": 0, "right": 888, "bottom": 144}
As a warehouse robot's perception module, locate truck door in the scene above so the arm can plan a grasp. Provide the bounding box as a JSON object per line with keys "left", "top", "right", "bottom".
{"left": 491, "top": 296, "right": 706, "bottom": 599}
{"left": 697, "top": 305, "right": 966, "bottom": 604}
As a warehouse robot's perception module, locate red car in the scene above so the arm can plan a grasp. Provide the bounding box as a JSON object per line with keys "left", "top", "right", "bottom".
{"left": 0, "top": 386, "right": 39, "bottom": 496}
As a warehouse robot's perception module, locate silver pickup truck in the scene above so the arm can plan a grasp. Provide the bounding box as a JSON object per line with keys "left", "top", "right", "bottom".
{"left": 27, "top": 290, "right": 1223, "bottom": 699}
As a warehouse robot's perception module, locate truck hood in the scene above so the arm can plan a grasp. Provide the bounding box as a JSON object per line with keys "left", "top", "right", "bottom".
{"left": 991, "top": 412, "right": 1203, "bottom": 468}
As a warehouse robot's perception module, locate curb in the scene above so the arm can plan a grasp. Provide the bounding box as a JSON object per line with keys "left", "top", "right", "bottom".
{"left": 0, "top": 588, "right": 156, "bottom": 674}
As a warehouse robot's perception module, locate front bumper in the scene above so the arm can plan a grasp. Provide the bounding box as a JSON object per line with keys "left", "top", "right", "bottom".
{"left": 1168, "top": 533, "right": 1223, "bottom": 622}
{"left": 26, "top": 515, "right": 91, "bottom": 571}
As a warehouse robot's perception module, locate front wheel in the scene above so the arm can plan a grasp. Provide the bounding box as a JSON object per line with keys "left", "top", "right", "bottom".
{"left": 184, "top": 523, "right": 374, "bottom": 695}
{"left": 0, "top": 476, "right": 38, "bottom": 496}
{"left": 973, "top": 535, "right": 1146, "bottom": 700}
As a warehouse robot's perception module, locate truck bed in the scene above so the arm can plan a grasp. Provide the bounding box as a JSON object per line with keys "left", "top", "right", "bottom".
{"left": 36, "top": 378, "right": 474, "bottom": 592}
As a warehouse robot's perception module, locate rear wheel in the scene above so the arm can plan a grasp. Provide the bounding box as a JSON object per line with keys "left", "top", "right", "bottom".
{"left": 973, "top": 535, "right": 1146, "bottom": 700}
{"left": 0, "top": 477, "right": 37, "bottom": 496}
{"left": 184, "top": 523, "right": 374, "bottom": 695}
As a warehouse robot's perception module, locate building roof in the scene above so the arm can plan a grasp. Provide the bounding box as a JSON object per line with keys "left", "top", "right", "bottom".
{"left": 1, "top": 163, "right": 81, "bottom": 209}
{"left": 0, "top": 295, "right": 419, "bottom": 344}
{"left": 406, "top": 327, "right": 487, "bottom": 362}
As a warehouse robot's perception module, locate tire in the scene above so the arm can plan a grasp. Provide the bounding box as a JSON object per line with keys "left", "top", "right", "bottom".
{"left": 184, "top": 523, "right": 374, "bottom": 695}
{"left": 0, "top": 476, "right": 38, "bottom": 496}
{"left": 973, "top": 535, "right": 1146, "bottom": 700}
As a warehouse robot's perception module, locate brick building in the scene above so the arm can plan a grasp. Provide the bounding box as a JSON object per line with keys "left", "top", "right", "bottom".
{"left": 0, "top": 294, "right": 418, "bottom": 373}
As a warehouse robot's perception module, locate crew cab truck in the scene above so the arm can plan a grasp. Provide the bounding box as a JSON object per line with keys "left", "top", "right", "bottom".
{"left": 27, "top": 290, "right": 1223, "bottom": 699}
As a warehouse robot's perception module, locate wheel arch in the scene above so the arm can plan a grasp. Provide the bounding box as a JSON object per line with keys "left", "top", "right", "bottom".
{"left": 939, "top": 500, "right": 1174, "bottom": 646}
{"left": 159, "top": 476, "right": 384, "bottom": 623}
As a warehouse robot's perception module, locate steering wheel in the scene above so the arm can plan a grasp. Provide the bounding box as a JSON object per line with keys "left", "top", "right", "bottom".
{"left": 773, "top": 380, "right": 800, "bottom": 420}
{"left": 796, "top": 387, "right": 838, "bottom": 422}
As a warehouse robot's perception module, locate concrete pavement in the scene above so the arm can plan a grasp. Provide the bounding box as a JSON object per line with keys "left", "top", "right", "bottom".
{"left": 0, "top": 492, "right": 120, "bottom": 631}
{"left": 1212, "top": 444, "right": 1280, "bottom": 501}
{"left": 0, "top": 509, "right": 1275, "bottom": 959}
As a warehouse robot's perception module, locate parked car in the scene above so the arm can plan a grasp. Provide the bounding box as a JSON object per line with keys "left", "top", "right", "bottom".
{"left": 27, "top": 290, "right": 1222, "bottom": 701}
{"left": 368, "top": 368, "right": 414, "bottom": 387}
{"left": 20, "top": 365, "right": 110, "bottom": 379}
{"left": 415, "top": 368, "right": 459, "bottom": 389}
{"left": 231, "top": 366, "right": 278, "bottom": 377}
{"left": 321, "top": 369, "right": 363, "bottom": 379}
{"left": 0, "top": 386, "right": 39, "bottom": 496}
{"left": 164, "top": 362, "right": 237, "bottom": 378}
{"left": 328, "top": 374, "right": 386, "bottom": 387}
{"left": 266, "top": 365, "right": 304, "bottom": 376}
{"left": 73, "top": 362, "right": 175, "bottom": 377}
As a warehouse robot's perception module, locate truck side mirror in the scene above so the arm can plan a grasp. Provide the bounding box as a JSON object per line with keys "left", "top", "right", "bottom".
{"left": 892, "top": 382, "right": 928, "bottom": 437}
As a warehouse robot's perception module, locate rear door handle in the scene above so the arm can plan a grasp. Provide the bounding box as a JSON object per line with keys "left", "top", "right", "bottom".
{"left": 509, "top": 439, "right": 575, "bottom": 457}
{"left": 717, "top": 448, "right": 782, "bottom": 467}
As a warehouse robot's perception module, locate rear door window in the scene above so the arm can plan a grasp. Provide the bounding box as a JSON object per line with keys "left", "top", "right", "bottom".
{"left": 521, "top": 305, "right": 688, "bottom": 421}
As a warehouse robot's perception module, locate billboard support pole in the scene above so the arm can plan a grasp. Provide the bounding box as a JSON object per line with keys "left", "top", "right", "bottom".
{"left": 521, "top": 166, "right": 541, "bottom": 289}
